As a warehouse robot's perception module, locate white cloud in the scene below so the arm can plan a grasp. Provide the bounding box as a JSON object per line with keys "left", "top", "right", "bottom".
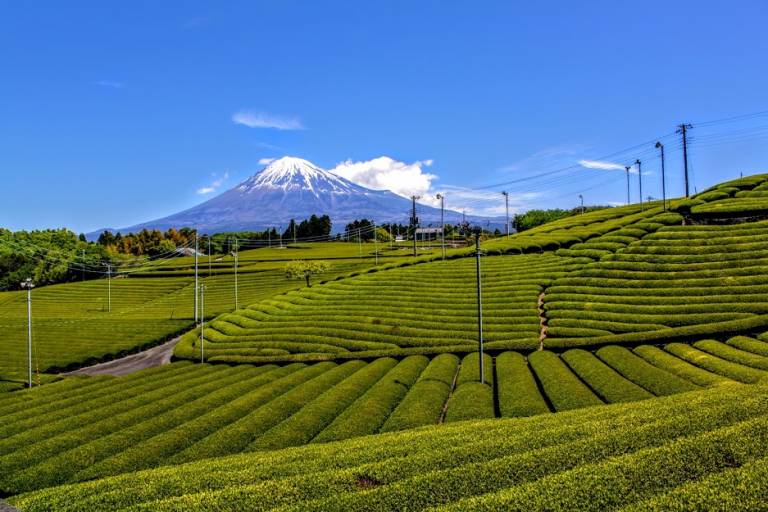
{"left": 95, "top": 80, "right": 124, "bottom": 89}
{"left": 258, "top": 157, "right": 276, "bottom": 165}
{"left": 329, "top": 156, "right": 541, "bottom": 217}
{"left": 197, "top": 171, "right": 229, "bottom": 195}
{"left": 330, "top": 157, "right": 437, "bottom": 199}
{"left": 578, "top": 159, "right": 626, "bottom": 171}
{"left": 232, "top": 110, "right": 304, "bottom": 130}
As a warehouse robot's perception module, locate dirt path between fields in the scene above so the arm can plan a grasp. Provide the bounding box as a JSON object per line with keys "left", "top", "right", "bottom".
{"left": 0, "top": 499, "right": 19, "bottom": 512}
{"left": 438, "top": 363, "right": 461, "bottom": 424}
{"left": 65, "top": 336, "right": 181, "bottom": 377}
{"left": 538, "top": 291, "right": 547, "bottom": 350}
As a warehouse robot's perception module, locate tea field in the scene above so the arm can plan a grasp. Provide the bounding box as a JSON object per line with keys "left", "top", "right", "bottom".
{"left": 3, "top": 173, "right": 768, "bottom": 510}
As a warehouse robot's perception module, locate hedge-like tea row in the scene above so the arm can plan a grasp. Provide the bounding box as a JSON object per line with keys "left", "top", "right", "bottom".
{"left": 595, "top": 346, "right": 699, "bottom": 396}
{"left": 694, "top": 339, "right": 768, "bottom": 371}
{"left": 495, "top": 351, "right": 549, "bottom": 417}
{"left": 444, "top": 353, "right": 495, "bottom": 422}
{"left": 313, "top": 355, "right": 429, "bottom": 442}
{"left": 528, "top": 351, "right": 603, "bottom": 411}
{"left": 632, "top": 345, "right": 731, "bottom": 387}
{"left": 561, "top": 349, "right": 653, "bottom": 403}
{"left": 381, "top": 353, "right": 459, "bottom": 432}
{"left": 247, "top": 358, "right": 397, "bottom": 450}
{"left": 664, "top": 343, "right": 766, "bottom": 384}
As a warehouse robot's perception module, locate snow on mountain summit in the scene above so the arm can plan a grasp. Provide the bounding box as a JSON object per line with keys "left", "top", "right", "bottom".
{"left": 105, "top": 155, "right": 493, "bottom": 235}
{"left": 239, "top": 156, "right": 357, "bottom": 196}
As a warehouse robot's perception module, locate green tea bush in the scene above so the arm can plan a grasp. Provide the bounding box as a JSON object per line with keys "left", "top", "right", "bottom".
{"left": 495, "top": 351, "right": 550, "bottom": 417}
{"left": 528, "top": 351, "right": 602, "bottom": 411}
{"left": 381, "top": 354, "right": 459, "bottom": 432}
{"left": 562, "top": 349, "right": 652, "bottom": 403}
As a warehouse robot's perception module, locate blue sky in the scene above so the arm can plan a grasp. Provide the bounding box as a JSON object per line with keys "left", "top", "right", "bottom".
{"left": 2, "top": 1, "right": 768, "bottom": 233}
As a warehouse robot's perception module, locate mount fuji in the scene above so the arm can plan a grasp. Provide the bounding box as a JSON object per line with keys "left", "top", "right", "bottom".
{"left": 105, "top": 157, "right": 494, "bottom": 235}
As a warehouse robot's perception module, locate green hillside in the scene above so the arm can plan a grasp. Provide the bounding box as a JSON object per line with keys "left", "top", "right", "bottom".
{"left": 175, "top": 174, "right": 768, "bottom": 364}
{"left": 9, "top": 380, "right": 768, "bottom": 511}
{"left": 0, "top": 243, "right": 436, "bottom": 390}
{"left": 1, "top": 335, "right": 766, "bottom": 495}
{"left": 4, "top": 173, "right": 768, "bottom": 509}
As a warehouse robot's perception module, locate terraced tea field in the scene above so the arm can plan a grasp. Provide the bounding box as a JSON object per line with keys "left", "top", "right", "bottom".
{"left": 176, "top": 253, "right": 590, "bottom": 363}
{"left": 8, "top": 380, "right": 768, "bottom": 511}
{"left": 2, "top": 333, "right": 766, "bottom": 496}
{"left": 545, "top": 219, "right": 768, "bottom": 347}
{"left": 0, "top": 243, "right": 436, "bottom": 389}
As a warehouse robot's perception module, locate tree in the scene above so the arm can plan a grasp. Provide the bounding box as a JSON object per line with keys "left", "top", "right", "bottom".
{"left": 285, "top": 260, "right": 330, "bottom": 287}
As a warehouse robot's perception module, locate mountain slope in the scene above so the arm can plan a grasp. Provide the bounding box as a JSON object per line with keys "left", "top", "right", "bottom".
{"left": 111, "top": 157, "right": 483, "bottom": 234}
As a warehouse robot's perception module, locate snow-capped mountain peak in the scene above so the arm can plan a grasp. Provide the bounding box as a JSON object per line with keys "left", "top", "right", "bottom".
{"left": 101, "top": 156, "right": 492, "bottom": 236}
{"left": 239, "top": 156, "right": 355, "bottom": 196}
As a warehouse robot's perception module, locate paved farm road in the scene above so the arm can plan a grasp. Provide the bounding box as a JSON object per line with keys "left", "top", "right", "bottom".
{"left": 65, "top": 337, "right": 180, "bottom": 377}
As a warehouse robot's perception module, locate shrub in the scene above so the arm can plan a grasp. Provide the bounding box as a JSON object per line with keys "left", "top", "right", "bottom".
{"left": 665, "top": 343, "right": 766, "bottom": 384}
{"left": 595, "top": 345, "right": 698, "bottom": 396}
{"left": 632, "top": 345, "right": 731, "bottom": 387}
{"left": 495, "top": 351, "right": 549, "bottom": 417}
{"left": 381, "top": 354, "right": 459, "bottom": 432}
{"left": 693, "top": 339, "right": 768, "bottom": 371}
{"left": 312, "top": 356, "right": 429, "bottom": 443}
{"left": 562, "top": 349, "right": 652, "bottom": 403}
{"left": 528, "top": 351, "right": 602, "bottom": 411}
{"left": 248, "top": 358, "right": 398, "bottom": 451}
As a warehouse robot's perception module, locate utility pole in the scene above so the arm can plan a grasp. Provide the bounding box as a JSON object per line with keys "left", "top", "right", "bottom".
{"left": 200, "top": 284, "right": 206, "bottom": 363}
{"left": 656, "top": 141, "right": 667, "bottom": 211}
{"left": 501, "top": 191, "right": 510, "bottom": 236}
{"left": 436, "top": 193, "right": 446, "bottom": 260}
{"left": 21, "top": 278, "right": 34, "bottom": 388}
{"left": 410, "top": 195, "right": 420, "bottom": 257}
{"left": 373, "top": 221, "right": 379, "bottom": 265}
{"left": 678, "top": 123, "right": 693, "bottom": 197}
{"left": 106, "top": 263, "right": 112, "bottom": 312}
{"left": 578, "top": 194, "right": 584, "bottom": 214}
{"left": 81, "top": 249, "right": 85, "bottom": 281}
{"left": 388, "top": 224, "right": 393, "bottom": 249}
{"left": 231, "top": 239, "right": 239, "bottom": 310}
{"left": 293, "top": 222, "right": 296, "bottom": 244}
{"left": 208, "top": 236, "right": 212, "bottom": 276}
{"left": 279, "top": 226, "right": 283, "bottom": 249}
{"left": 635, "top": 159, "right": 643, "bottom": 211}
{"left": 625, "top": 166, "right": 631, "bottom": 205}
{"left": 473, "top": 227, "right": 485, "bottom": 384}
{"left": 268, "top": 229, "right": 271, "bottom": 249}
{"left": 194, "top": 234, "right": 199, "bottom": 323}
{"left": 358, "top": 227, "right": 362, "bottom": 257}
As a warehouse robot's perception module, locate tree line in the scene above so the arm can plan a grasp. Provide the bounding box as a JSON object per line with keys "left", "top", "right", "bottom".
{"left": 0, "top": 229, "right": 113, "bottom": 291}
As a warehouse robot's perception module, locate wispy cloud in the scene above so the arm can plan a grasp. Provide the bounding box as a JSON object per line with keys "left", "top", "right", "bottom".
{"left": 258, "top": 157, "right": 276, "bottom": 165}
{"left": 433, "top": 186, "right": 543, "bottom": 217}
{"left": 499, "top": 145, "right": 587, "bottom": 173}
{"left": 197, "top": 171, "right": 229, "bottom": 195}
{"left": 95, "top": 80, "right": 125, "bottom": 89}
{"left": 578, "top": 159, "right": 626, "bottom": 171}
{"left": 232, "top": 110, "right": 305, "bottom": 130}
